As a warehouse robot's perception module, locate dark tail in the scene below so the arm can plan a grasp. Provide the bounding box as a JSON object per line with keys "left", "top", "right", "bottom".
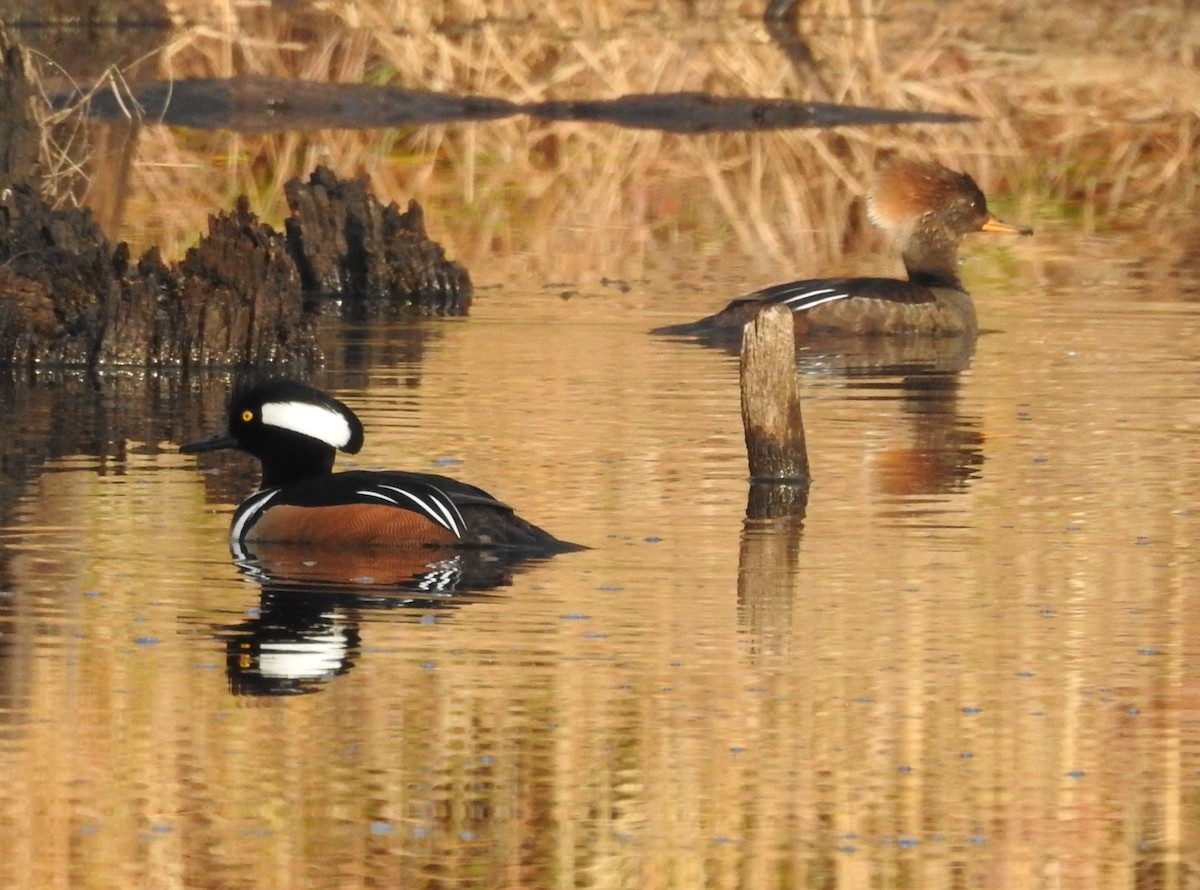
{"left": 649, "top": 316, "right": 718, "bottom": 337}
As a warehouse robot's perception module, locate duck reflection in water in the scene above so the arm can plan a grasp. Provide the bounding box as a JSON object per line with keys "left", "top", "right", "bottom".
{"left": 222, "top": 545, "right": 541, "bottom": 696}
{"left": 221, "top": 586, "right": 362, "bottom": 697}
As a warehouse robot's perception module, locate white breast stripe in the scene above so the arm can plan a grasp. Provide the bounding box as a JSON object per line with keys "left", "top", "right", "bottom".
{"left": 262, "top": 400, "right": 353, "bottom": 449}
{"left": 362, "top": 484, "right": 465, "bottom": 538}
{"left": 232, "top": 488, "right": 281, "bottom": 544}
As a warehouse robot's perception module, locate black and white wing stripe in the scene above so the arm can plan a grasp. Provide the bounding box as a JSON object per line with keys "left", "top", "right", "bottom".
{"left": 757, "top": 282, "right": 854, "bottom": 312}
{"left": 354, "top": 482, "right": 467, "bottom": 538}
{"left": 750, "top": 277, "right": 937, "bottom": 311}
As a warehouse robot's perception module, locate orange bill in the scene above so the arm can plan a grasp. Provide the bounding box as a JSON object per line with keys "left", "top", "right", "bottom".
{"left": 980, "top": 213, "right": 1033, "bottom": 236}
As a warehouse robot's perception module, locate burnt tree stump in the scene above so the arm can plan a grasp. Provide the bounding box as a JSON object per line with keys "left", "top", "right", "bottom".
{"left": 0, "top": 31, "right": 472, "bottom": 369}
{"left": 0, "top": 186, "right": 321, "bottom": 367}
{"left": 164, "top": 197, "right": 315, "bottom": 366}
{"left": 0, "top": 173, "right": 472, "bottom": 369}
{"left": 285, "top": 165, "right": 471, "bottom": 316}
{"left": 0, "top": 34, "right": 40, "bottom": 194}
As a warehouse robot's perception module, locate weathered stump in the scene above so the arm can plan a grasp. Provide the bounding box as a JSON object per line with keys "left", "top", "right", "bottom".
{"left": 0, "top": 171, "right": 472, "bottom": 369}
{"left": 740, "top": 305, "right": 809, "bottom": 482}
{"left": 0, "top": 186, "right": 321, "bottom": 367}
{"left": 0, "top": 35, "right": 41, "bottom": 193}
{"left": 740, "top": 305, "right": 810, "bottom": 520}
{"left": 285, "top": 165, "right": 471, "bottom": 316}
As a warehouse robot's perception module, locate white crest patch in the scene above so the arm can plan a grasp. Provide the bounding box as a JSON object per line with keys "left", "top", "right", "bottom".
{"left": 261, "top": 400, "right": 353, "bottom": 449}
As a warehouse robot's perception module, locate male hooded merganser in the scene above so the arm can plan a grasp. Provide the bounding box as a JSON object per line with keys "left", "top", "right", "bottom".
{"left": 652, "top": 157, "right": 1032, "bottom": 339}
{"left": 181, "top": 380, "right": 582, "bottom": 553}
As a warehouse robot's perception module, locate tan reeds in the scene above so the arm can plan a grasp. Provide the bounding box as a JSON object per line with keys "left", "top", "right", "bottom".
{"left": 54, "top": 0, "right": 1200, "bottom": 287}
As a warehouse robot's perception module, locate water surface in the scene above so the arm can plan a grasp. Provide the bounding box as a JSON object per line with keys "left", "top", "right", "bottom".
{"left": 0, "top": 260, "right": 1196, "bottom": 887}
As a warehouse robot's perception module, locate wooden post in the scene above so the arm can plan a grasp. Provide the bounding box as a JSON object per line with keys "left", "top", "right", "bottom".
{"left": 738, "top": 306, "right": 808, "bottom": 643}
{"left": 740, "top": 305, "right": 809, "bottom": 483}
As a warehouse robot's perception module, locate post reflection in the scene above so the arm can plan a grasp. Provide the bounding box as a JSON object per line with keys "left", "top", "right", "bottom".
{"left": 734, "top": 335, "right": 983, "bottom": 648}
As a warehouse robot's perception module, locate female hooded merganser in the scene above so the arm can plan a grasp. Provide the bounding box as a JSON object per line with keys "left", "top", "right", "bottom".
{"left": 181, "top": 380, "right": 582, "bottom": 554}
{"left": 652, "top": 157, "right": 1032, "bottom": 339}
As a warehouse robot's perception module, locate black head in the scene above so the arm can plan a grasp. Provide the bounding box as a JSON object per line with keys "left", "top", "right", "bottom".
{"left": 181, "top": 380, "right": 365, "bottom": 486}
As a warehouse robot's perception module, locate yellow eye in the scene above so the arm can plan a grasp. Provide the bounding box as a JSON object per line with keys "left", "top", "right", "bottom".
{"left": 241, "top": 409, "right": 254, "bottom": 423}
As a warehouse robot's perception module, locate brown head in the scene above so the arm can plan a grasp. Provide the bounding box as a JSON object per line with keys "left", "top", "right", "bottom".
{"left": 866, "top": 157, "right": 1031, "bottom": 288}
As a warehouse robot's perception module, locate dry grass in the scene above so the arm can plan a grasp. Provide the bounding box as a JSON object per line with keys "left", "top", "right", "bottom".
{"left": 37, "top": 0, "right": 1200, "bottom": 284}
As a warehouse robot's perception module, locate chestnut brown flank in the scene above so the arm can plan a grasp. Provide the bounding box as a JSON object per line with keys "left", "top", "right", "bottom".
{"left": 245, "top": 503, "right": 459, "bottom": 547}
